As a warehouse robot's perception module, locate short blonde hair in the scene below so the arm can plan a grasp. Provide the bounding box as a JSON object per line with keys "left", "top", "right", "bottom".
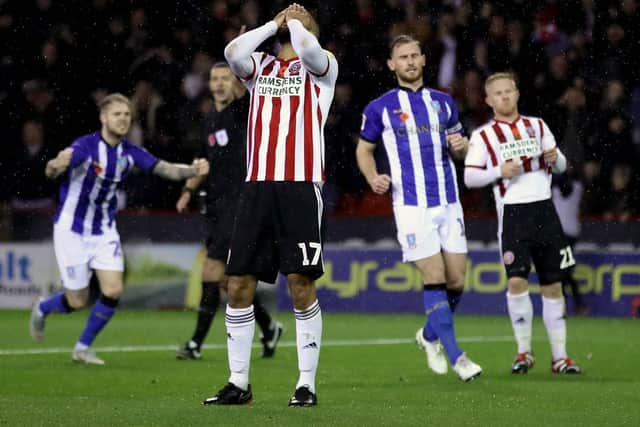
{"left": 99, "top": 93, "right": 132, "bottom": 112}
{"left": 484, "top": 72, "right": 518, "bottom": 92}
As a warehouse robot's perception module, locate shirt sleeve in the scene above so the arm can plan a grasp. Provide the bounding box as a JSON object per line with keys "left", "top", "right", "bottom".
{"left": 360, "top": 102, "right": 383, "bottom": 143}
{"left": 444, "top": 95, "right": 463, "bottom": 135}
{"left": 464, "top": 131, "right": 501, "bottom": 187}
{"left": 224, "top": 21, "right": 278, "bottom": 81}
{"left": 539, "top": 119, "right": 557, "bottom": 150}
{"left": 129, "top": 145, "right": 158, "bottom": 172}
{"left": 69, "top": 139, "right": 91, "bottom": 168}
{"left": 288, "top": 19, "right": 338, "bottom": 86}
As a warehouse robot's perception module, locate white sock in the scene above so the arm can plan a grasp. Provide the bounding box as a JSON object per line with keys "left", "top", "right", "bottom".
{"left": 225, "top": 305, "right": 255, "bottom": 391}
{"left": 295, "top": 300, "right": 322, "bottom": 393}
{"left": 506, "top": 291, "right": 533, "bottom": 354}
{"left": 542, "top": 296, "right": 567, "bottom": 361}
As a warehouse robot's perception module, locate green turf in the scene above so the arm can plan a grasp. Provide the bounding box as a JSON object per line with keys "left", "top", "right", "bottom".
{"left": 1, "top": 309, "right": 639, "bottom": 426}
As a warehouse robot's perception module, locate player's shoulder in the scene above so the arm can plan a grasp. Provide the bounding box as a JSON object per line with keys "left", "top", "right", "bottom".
{"left": 520, "top": 113, "right": 543, "bottom": 123}
{"left": 362, "top": 89, "right": 396, "bottom": 115}
{"left": 426, "top": 87, "right": 454, "bottom": 102}
{"left": 72, "top": 131, "right": 100, "bottom": 147}
{"left": 371, "top": 88, "right": 401, "bottom": 106}
{"left": 121, "top": 139, "right": 149, "bottom": 154}
{"left": 469, "top": 120, "right": 495, "bottom": 137}
{"left": 254, "top": 51, "right": 275, "bottom": 65}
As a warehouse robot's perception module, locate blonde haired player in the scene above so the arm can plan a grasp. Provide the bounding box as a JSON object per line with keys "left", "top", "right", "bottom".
{"left": 464, "top": 73, "right": 581, "bottom": 375}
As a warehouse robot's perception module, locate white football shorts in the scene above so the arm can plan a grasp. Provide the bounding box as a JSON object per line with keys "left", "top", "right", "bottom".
{"left": 53, "top": 224, "right": 124, "bottom": 290}
{"left": 393, "top": 202, "right": 468, "bottom": 262}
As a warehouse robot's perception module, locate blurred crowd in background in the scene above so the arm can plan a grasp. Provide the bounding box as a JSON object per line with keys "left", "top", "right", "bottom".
{"left": 1, "top": 0, "right": 639, "bottom": 221}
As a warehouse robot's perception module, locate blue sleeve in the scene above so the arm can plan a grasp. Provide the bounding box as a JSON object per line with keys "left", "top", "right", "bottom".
{"left": 129, "top": 145, "right": 158, "bottom": 172}
{"left": 445, "top": 95, "right": 464, "bottom": 135}
{"left": 360, "top": 101, "right": 383, "bottom": 143}
{"left": 69, "top": 139, "right": 91, "bottom": 168}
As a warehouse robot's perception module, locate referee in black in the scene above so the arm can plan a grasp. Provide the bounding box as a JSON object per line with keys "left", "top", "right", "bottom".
{"left": 176, "top": 62, "right": 283, "bottom": 360}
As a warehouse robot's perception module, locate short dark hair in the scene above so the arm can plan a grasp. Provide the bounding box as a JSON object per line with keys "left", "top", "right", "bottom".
{"left": 389, "top": 35, "right": 421, "bottom": 57}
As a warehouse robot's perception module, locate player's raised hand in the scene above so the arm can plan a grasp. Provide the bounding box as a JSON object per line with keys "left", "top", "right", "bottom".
{"left": 543, "top": 147, "right": 558, "bottom": 164}
{"left": 193, "top": 158, "right": 210, "bottom": 176}
{"left": 273, "top": 6, "right": 290, "bottom": 27}
{"left": 176, "top": 191, "right": 191, "bottom": 213}
{"left": 446, "top": 134, "right": 467, "bottom": 154}
{"left": 501, "top": 161, "right": 522, "bottom": 179}
{"left": 57, "top": 147, "right": 73, "bottom": 168}
{"left": 286, "top": 3, "right": 311, "bottom": 28}
{"left": 369, "top": 174, "right": 391, "bottom": 195}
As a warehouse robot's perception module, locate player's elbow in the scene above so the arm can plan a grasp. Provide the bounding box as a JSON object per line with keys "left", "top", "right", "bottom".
{"left": 463, "top": 169, "right": 481, "bottom": 188}
{"left": 224, "top": 41, "right": 236, "bottom": 62}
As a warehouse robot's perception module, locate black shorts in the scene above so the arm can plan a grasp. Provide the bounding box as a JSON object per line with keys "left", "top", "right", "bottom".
{"left": 204, "top": 199, "right": 237, "bottom": 261}
{"left": 500, "top": 199, "right": 575, "bottom": 285}
{"left": 226, "top": 181, "right": 325, "bottom": 283}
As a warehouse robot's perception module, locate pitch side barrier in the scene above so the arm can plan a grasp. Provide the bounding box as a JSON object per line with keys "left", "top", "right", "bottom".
{"left": 277, "top": 246, "right": 640, "bottom": 317}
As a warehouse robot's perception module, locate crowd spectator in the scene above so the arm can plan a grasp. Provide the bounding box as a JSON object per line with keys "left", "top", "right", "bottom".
{"left": 0, "top": 0, "right": 638, "bottom": 220}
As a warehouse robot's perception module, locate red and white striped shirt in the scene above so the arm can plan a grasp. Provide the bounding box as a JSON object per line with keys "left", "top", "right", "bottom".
{"left": 242, "top": 51, "right": 338, "bottom": 182}
{"left": 465, "top": 115, "right": 560, "bottom": 206}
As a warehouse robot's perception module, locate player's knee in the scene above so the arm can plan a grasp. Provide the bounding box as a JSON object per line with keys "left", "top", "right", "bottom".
{"left": 226, "top": 276, "right": 254, "bottom": 307}
{"left": 541, "top": 282, "right": 563, "bottom": 298}
{"left": 101, "top": 283, "right": 123, "bottom": 299}
{"left": 446, "top": 273, "right": 465, "bottom": 291}
{"left": 507, "top": 277, "right": 528, "bottom": 294}
{"left": 65, "top": 290, "right": 89, "bottom": 309}
{"left": 202, "top": 258, "right": 225, "bottom": 282}
{"left": 287, "top": 274, "right": 316, "bottom": 307}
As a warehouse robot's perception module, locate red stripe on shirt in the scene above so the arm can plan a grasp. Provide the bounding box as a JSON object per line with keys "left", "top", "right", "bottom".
{"left": 538, "top": 119, "right": 544, "bottom": 137}
{"left": 246, "top": 86, "right": 257, "bottom": 173}
{"left": 492, "top": 123, "right": 507, "bottom": 143}
{"left": 284, "top": 96, "right": 300, "bottom": 180}
{"left": 481, "top": 130, "right": 506, "bottom": 196}
{"left": 265, "top": 97, "right": 281, "bottom": 180}
{"left": 303, "top": 77, "right": 313, "bottom": 181}
{"left": 315, "top": 84, "right": 324, "bottom": 180}
{"left": 250, "top": 96, "right": 266, "bottom": 180}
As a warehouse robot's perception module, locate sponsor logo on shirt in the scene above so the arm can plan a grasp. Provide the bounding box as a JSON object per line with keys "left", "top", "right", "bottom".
{"left": 92, "top": 161, "right": 103, "bottom": 175}
{"left": 406, "top": 233, "right": 417, "bottom": 249}
{"left": 256, "top": 75, "right": 304, "bottom": 97}
{"left": 215, "top": 129, "right": 229, "bottom": 146}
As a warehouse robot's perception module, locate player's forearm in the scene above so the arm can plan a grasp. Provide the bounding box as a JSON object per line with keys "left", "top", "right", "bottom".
{"left": 464, "top": 166, "right": 501, "bottom": 188}
{"left": 356, "top": 144, "right": 378, "bottom": 184}
{"left": 183, "top": 175, "right": 204, "bottom": 191}
{"left": 224, "top": 21, "right": 278, "bottom": 78}
{"left": 288, "top": 19, "right": 328, "bottom": 75}
{"left": 153, "top": 160, "right": 197, "bottom": 181}
{"left": 45, "top": 159, "right": 65, "bottom": 179}
{"left": 551, "top": 149, "right": 567, "bottom": 174}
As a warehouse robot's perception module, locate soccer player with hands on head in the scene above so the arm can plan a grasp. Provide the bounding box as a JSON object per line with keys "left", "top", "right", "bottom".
{"left": 464, "top": 72, "right": 581, "bottom": 375}
{"left": 31, "top": 93, "right": 209, "bottom": 365}
{"left": 203, "top": 3, "right": 338, "bottom": 407}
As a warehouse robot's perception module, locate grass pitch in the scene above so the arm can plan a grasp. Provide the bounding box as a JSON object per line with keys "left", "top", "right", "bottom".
{"left": 1, "top": 310, "right": 639, "bottom": 426}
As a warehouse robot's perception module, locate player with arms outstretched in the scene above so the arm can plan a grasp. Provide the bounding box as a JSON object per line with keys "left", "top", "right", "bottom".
{"left": 30, "top": 93, "right": 209, "bottom": 365}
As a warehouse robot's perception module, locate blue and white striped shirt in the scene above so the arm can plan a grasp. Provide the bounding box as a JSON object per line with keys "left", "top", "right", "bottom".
{"left": 55, "top": 132, "right": 158, "bottom": 235}
{"left": 360, "top": 86, "right": 463, "bottom": 207}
